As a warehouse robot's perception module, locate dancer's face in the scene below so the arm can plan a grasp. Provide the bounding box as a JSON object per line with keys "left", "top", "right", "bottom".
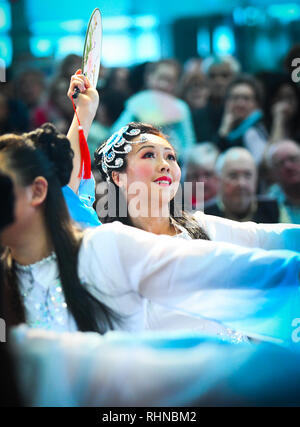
{"left": 113, "top": 134, "right": 181, "bottom": 216}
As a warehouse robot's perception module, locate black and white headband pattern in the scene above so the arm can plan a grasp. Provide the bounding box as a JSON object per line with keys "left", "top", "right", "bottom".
{"left": 96, "top": 125, "right": 147, "bottom": 179}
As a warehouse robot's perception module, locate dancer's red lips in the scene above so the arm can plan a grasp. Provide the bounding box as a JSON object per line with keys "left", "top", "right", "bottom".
{"left": 154, "top": 176, "right": 172, "bottom": 185}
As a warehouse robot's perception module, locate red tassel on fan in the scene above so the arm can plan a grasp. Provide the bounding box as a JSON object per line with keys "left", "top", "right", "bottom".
{"left": 71, "top": 94, "right": 92, "bottom": 179}
{"left": 78, "top": 126, "right": 91, "bottom": 179}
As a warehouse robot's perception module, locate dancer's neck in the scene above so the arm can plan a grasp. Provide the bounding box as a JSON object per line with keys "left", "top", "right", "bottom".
{"left": 130, "top": 215, "right": 177, "bottom": 236}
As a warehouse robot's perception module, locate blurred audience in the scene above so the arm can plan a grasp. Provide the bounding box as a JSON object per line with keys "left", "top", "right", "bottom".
{"left": 33, "top": 77, "right": 74, "bottom": 134}
{"left": 104, "top": 67, "right": 131, "bottom": 98}
{"left": 185, "top": 143, "right": 220, "bottom": 211}
{"left": 14, "top": 69, "right": 46, "bottom": 111}
{"left": 205, "top": 147, "right": 279, "bottom": 223}
{"left": 258, "top": 73, "right": 300, "bottom": 144}
{"left": 216, "top": 74, "right": 268, "bottom": 164}
{"left": 183, "top": 57, "right": 203, "bottom": 75}
{"left": 57, "top": 54, "right": 82, "bottom": 80}
{"left": 30, "top": 54, "right": 85, "bottom": 132}
{"left": 111, "top": 59, "right": 196, "bottom": 163}
{"left": 14, "top": 69, "right": 46, "bottom": 129}
{"left": 0, "top": 92, "right": 29, "bottom": 134}
{"left": 177, "top": 72, "right": 210, "bottom": 111}
{"left": 144, "top": 59, "right": 182, "bottom": 96}
{"left": 127, "top": 61, "right": 150, "bottom": 95}
{"left": 266, "top": 140, "right": 300, "bottom": 224}
{"left": 192, "top": 55, "right": 240, "bottom": 142}
{"left": 203, "top": 55, "right": 240, "bottom": 100}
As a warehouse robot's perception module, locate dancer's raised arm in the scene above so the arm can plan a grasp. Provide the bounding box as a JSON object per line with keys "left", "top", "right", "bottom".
{"left": 66, "top": 69, "right": 99, "bottom": 193}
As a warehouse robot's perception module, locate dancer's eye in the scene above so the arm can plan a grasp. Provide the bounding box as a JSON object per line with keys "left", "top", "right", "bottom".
{"left": 167, "top": 154, "right": 176, "bottom": 161}
{"left": 143, "top": 152, "right": 155, "bottom": 158}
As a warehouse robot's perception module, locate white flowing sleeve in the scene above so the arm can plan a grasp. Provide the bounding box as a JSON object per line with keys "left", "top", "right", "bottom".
{"left": 194, "top": 211, "right": 300, "bottom": 252}
{"left": 11, "top": 325, "right": 300, "bottom": 406}
{"left": 79, "top": 222, "right": 300, "bottom": 345}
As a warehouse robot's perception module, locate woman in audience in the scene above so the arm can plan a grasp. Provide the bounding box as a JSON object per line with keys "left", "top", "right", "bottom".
{"left": 216, "top": 74, "right": 268, "bottom": 164}
{"left": 177, "top": 71, "right": 209, "bottom": 112}
{"left": 264, "top": 73, "right": 300, "bottom": 144}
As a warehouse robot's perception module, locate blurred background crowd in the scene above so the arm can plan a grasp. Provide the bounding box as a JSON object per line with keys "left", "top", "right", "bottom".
{"left": 1, "top": 0, "right": 300, "bottom": 224}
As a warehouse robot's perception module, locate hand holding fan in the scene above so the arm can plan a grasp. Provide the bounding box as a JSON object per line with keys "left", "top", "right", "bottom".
{"left": 73, "top": 8, "right": 102, "bottom": 97}
{"left": 70, "top": 8, "right": 102, "bottom": 179}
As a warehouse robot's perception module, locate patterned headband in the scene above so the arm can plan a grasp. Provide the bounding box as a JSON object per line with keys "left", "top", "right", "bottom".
{"left": 96, "top": 125, "right": 147, "bottom": 179}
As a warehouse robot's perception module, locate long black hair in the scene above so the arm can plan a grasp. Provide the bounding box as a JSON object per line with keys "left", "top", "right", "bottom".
{"left": 94, "top": 122, "right": 210, "bottom": 240}
{"left": 0, "top": 172, "right": 24, "bottom": 406}
{"left": 0, "top": 123, "right": 121, "bottom": 333}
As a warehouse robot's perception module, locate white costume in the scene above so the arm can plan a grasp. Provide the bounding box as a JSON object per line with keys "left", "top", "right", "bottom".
{"left": 145, "top": 213, "right": 300, "bottom": 337}
{"left": 10, "top": 325, "right": 300, "bottom": 407}
{"left": 17, "top": 218, "right": 300, "bottom": 348}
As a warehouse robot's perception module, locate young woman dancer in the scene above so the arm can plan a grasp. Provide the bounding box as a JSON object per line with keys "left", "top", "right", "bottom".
{"left": 68, "top": 70, "right": 299, "bottom": 254}
{"left": 1, "top": 167, "right": 300, "bottom": 407}
{"left": 64, "top": 70, "right": 300, "bottom": 339}
{"left": 0, "top": 126, "right": 299, "bottom": 345}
